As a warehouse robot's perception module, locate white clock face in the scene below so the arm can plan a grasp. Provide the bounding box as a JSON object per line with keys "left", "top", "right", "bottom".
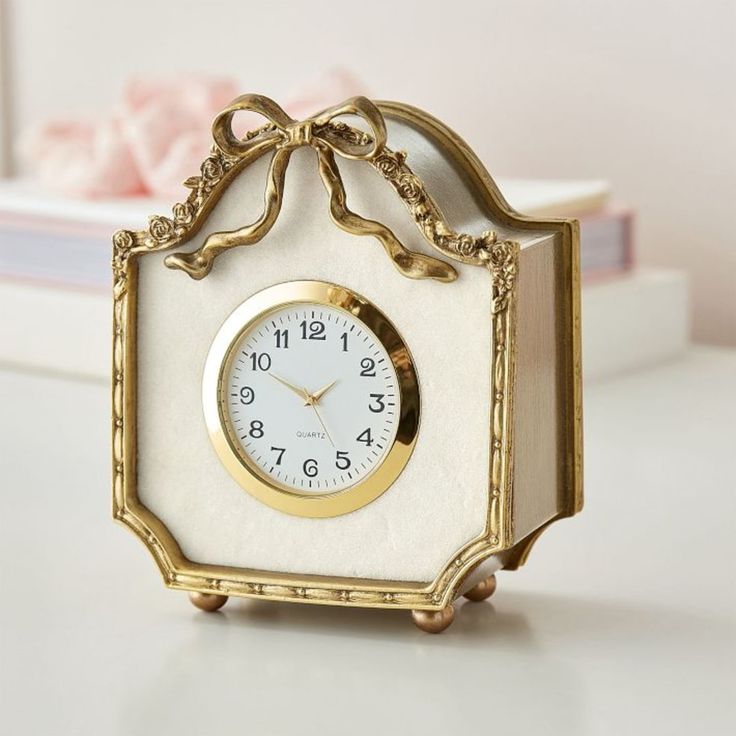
{"left": 222, "top": 303, "right": 401, "bottom": 494}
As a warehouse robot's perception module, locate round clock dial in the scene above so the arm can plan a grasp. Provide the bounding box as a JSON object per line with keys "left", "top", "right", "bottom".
{"left": 203, "top": 281, "right": 420, "bottom": 518}
{"left": 225, "top": 303, "right": 399, "bottom": 493}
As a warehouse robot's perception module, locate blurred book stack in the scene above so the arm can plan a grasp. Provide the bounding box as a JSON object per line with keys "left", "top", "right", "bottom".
{"left": 0, "top": 177, "right": 688, "bottom": 382}
{"left": 500, "top": 178, "right": 689, "bottom": 380}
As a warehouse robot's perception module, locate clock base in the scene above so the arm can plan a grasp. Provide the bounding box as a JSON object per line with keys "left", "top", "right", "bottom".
{"left": 411, "top": 603, "right": 456, "bottom": 633}
{"left": 186, "top": 575, "right": 497, "bottom": 630}
{"left": 463, "top": 573, "right": 497, "bottom": 602}
{"left": 189, "top": 592, "right": 229, "bottom": 612}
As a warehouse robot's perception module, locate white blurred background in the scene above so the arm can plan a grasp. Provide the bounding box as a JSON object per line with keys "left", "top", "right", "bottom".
{"left": 2, "top": 5, "right": 736, "bottom": 733}
{"left": 1, "top": 0, "right": 734, "bottom": 345}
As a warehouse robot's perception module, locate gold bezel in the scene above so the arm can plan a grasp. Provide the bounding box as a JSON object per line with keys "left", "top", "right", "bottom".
{"left": 111, "top": 98, "right": 583, "bottom": 611}
{"left": 202, "top": 280, "right": 420, "bottom": 518}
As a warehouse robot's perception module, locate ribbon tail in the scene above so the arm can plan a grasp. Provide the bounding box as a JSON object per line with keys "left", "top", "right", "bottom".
{"left": 315, "top": 148, "right": 458, "bottom": 283}
{"left": 164, "top": 148, "right": 292, "bottom": 279}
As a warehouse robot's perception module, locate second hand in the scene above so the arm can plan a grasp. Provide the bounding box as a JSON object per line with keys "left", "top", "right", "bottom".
{"left": 309, "top": 402, "right": 335, "bottom": 447}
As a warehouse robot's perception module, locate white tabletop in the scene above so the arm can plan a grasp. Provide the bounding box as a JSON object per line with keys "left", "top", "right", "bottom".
{"left": 1, "top": 348, "right": 735, "bottom": 735}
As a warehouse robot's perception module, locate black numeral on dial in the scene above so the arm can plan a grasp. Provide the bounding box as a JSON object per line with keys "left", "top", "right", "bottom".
{"left": 249, "top": 420, "right": 264, "bottom": 438}
{"left": 303, "top": 458, "right": 318, "bottom": 477}
{"left": 340, "top": 332, "right": 349, "bottom": 352}
{"left": 335, "top": 450, "right": 351, "bottom": 470}
{"left": 360, "top": 358, "right": 376, "bottom": 377}
{"left": 274, "top": 329, "right": 289, "bottom": 349}
{"left": 368, "top": 393, "right": 385, "bottom": 413}
{"left": 270, "top": 446, "right": 285, "bottom": 465}
{"left": 356, "top": 428, "right": 373, "bottom": 446}
{"left": 239, "top": 386, "right": 255, "bottom": 405}
{"left": 249, "top": 352, "right": 272, "bottom": 371}
{"left": 300, "top": 320, "right": 326, "bottom": 340}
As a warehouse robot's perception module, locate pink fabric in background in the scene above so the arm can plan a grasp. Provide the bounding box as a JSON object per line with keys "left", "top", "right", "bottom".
{"left": 18, "top": 70, "right": 366, "bottom": 199}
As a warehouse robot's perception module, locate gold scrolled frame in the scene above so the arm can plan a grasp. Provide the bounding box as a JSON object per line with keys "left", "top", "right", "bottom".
{"left": 111, "top": 95, "right": 583, "bottom": 630}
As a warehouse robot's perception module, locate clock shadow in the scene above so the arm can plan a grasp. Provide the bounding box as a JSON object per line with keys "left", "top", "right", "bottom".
{"left": 114, "top": 590, "right": 583, "bottom": 733}
{"left": 116, "top": 590, "right": 725, "bottom": 735}
{"left": 186, "top": 583, "right": 713, "bottom": 647}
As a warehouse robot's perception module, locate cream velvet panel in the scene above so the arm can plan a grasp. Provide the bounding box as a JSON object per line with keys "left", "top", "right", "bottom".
{"left": 136, "top": 119, "right": 512, "bottom": 582}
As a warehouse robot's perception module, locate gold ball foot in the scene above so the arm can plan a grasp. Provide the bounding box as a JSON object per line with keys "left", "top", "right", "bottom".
{"left": 411, "top": 603, "right": 455, "bottom": 633}
{"left": 463, "top": 574, "right": 497, "bottom": 602}
{"left": 189, "top": 592, "right": 228, "bottom": 612}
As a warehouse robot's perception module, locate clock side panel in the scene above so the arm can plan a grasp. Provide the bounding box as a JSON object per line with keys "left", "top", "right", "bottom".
{"left": 133, "top": 148, "right": 495, "bottom": 583}
{"left": 510, "top": 237, "right": 563, "bottom": 542}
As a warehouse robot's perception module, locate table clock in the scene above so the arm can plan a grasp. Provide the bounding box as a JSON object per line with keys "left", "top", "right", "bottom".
{"left": 112, "top": 94, "right": 583, "bottom": 632}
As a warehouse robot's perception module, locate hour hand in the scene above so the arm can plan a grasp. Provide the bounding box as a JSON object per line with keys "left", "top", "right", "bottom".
{"left": 268, "top": 373, "right": 311, "bottom": 402}
{"left": 310, "top": 379, "right": 338, "bottom": 405}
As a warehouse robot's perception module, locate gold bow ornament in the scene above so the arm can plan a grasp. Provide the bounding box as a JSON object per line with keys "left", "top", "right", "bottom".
{"left": 115, "top": 94, "right": 508, "bottom": 284}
